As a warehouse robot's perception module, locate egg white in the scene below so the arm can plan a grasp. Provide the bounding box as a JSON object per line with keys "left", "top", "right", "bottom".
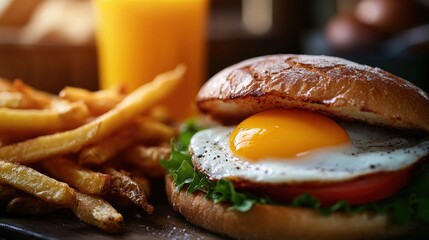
{"left": 190, "top": 122, "right": 429, "bottom": 184}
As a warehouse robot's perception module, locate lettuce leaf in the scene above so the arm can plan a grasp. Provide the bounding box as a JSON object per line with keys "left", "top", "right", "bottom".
{"left": 161, "top": 121, "right": 429, "bottom": 226}
{"left": 160, "top": 120, "right": 270, "bottom": 212}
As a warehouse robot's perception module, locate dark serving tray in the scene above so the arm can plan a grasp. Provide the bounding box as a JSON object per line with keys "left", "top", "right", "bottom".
{"left": 1, "top": 190, "right": 427, "bottom": 240}
{"left": 1, "top": 205, "right": 428, "bottom": 240}
{"left": 0, "top": 204, "right": 224, "bottom": 240}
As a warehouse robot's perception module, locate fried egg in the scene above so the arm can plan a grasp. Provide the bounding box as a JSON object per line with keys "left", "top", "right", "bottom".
{"left": 190, "top": 109, "right": 429, "bottom": 184}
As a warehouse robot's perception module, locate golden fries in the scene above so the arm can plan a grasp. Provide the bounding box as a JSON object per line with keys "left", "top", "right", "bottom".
{"left": 0, "top": 124, "right": 100, "bottom": 163}
{"left": 12, "top": 79, "right": 54, "bottom": 109}
{"left": 135, "top": 118, "right": 177, "bottom": 142}
{"left": 78, "top": 118, "right": 176, "bottom": 166}
{"left": 0, "top": 108, "right": 64, "bottom": 133}
{"left": 89, "top": 64, "right": 184, "bottom": 143}
{"left": 0, "top": 65, "right": 184, "bottom": 164}
{"left": 60, "top": 86, "right": 124, "bottom": 115}
{"left": 40, "top": 157, "right": 110, "bottom": 195}
{"left": 0, "top": 66, "right": 184, "bottom": 233}
{"left": 147, "top": 105, "right": 174, "bottom": 124}
{"left": 0, "top": 78, "right": 12, "bottom": 91}
{"left": 73, "top": 191, "right": 123, "bottom": 233}
{"left": 0, "top": 161, "right": 76, "bottom": 207}
{"left": 0, "top": 92, "right": 30, "bottom": 109}
{"left": 104, "top": 168, "right": 154, "bottom": 214}
{"left": 48, "top": 100, "right": 91, "bottom": 128}
{"left": 79, "top": 127, "right": 138, "bottom": 165}
{"left": 0, "top": 101, "right": 89, "bottom": 133}
{"left": 129, "top": 171, "right": 151, "bottom": 197}
{"left": 125, "top": 146, "right": 170, "bottom": 178}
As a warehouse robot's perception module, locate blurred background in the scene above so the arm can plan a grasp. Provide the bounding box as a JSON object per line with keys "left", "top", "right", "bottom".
{"left": 0, "top": 0, "right": 428, "bottom": 93}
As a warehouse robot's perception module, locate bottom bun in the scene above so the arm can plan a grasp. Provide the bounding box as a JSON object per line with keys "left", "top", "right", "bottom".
{"left": 165, "top": 176, "right": 413, "bottom": 240}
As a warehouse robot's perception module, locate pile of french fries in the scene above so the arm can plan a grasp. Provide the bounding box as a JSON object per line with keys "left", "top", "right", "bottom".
{"left": 0, "top": 66, "right": 185, "bottom": 233}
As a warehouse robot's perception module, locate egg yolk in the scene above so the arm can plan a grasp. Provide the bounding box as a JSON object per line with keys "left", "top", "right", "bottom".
{"left": 229, "top": 109, "right": 350, "bottom": 161}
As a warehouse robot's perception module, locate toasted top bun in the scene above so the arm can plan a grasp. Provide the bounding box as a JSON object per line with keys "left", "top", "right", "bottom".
{"left": 197, "top": 55, "right": 429, "bottom": 133}
{"left": 166, "top": 176, "right": 413, "bottom": 240}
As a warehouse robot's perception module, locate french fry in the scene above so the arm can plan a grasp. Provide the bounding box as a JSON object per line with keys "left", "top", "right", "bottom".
{"left": 12, "top": 79, "right": 54, "bottom": 109}
{"left": 0, "top": 101, "right": 90, "bottom": 133}
{"left": 0, "top": 161, "right": 76, "bottom": 207}
{"left": 79, "top": 117, "right": 176, "bottom": 166}
{"left": 0, "top": 69, "right": 181, "bottom": 232}
{"left": 0, "top": 92, "right": 31, "bottom": 109}
{"left": 0, "top": 124, "right": 100, "bottom": 163}
{"left": 104, "top": 168, "right": 154, "bottom": 214}
{"left": 40, "top": 157, "right": 110, "bottom": 195}
{"left": 48, "top": 100, "right": 91, "bottom": 127}
{"left": 88, "top": 65, "right": 184, "bottom": 143}
{"left": 103, "top": 173, "right": 151, "bottom": 208}
{"left": 0, "top": 78, "right": 13, "bottom": 91}
{"left": 135, "top": 118, "right": 177, "bottom": 142}
{"left": 0, "top": 65, "right": 184, "bottom": 164}
{"left": 72, "top": 191, "right": 123, "bottom": 233}
{"left": 79, "top": 127, "right": 138, "bottom": 165}
{"left": 124, "top": 146, "right": 170, "bottom": 178}
{"left": 6, "top": 195, "right": 55, "bottom": 215}
{"left": 147, "top": 105, "right": 174, "bottom": 124}
{"left": 129, "top": 171, "right": 151, "bottom": 197}
{"left": 59, "top": 86, "right": 124, "bottom": 115}
{"left": 0, "top": 108, "right": 65, "bottom": 133}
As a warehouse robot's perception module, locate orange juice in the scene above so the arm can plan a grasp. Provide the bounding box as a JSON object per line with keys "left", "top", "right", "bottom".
{"left": 94, "top": 0, "right": 208, "bottom": 119}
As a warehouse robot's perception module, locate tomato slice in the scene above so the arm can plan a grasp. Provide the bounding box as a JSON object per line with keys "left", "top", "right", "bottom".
{"left": 257, "top": 169, "right": 411, "bottom": 206}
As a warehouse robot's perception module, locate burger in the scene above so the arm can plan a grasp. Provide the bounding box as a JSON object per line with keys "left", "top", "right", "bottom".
{"left": 161, "top": 54, "right": 429, "bottom": 239}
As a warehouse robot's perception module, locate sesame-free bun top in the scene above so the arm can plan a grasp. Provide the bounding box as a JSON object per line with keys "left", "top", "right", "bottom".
{"left": 197, "top": 54, "right": 429, "bottom": 133}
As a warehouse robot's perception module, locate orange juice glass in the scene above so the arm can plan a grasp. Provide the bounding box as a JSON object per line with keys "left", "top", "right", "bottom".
{"left": 94, "top": 0, "right": 208, "bottom": 120}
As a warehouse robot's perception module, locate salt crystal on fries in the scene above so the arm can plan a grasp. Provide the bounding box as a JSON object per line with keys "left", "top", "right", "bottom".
{"left": 0, "top": 65, "right": 185, "bottom": 164}
{"left": 40, "top": 157, "right": 111, "bottom": 195}
{"left": 0, "top": 161, "right": 76, "bottom": 207}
